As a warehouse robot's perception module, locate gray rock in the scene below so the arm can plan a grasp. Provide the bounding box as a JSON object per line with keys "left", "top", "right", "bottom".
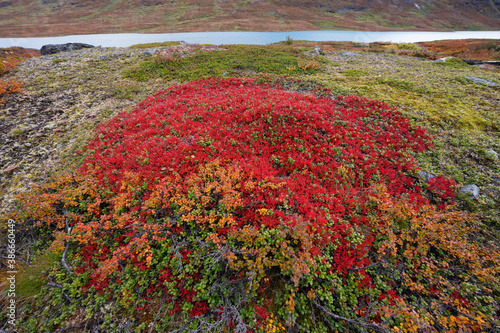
{"left": 341, "top": 52, "right": 361, "bottom": 57}
{"left": 41, "top": 43, "right": 94, "bottom": 55}
{"left": 459, "top": 185, "right": 480, "bottom": 199}
{"left": 313, "top": 46, "right": 323, "bottom": 54}
{"left": 337, "top": 6, "right": 366, "bottom": 13}
{"left": 465, "top": 76, "right": 498, "bottom": 87}
{"left": 433, "top": 57, "right": 453, "bottom": 62}
{"left": 486, "top": 149, "right": 498, "bottom": 160}
{"left": 492, "top": 178, "right": 500, "bottom": 185}
{"left": 419, "top": 170, "right": 436, "bottom": 182}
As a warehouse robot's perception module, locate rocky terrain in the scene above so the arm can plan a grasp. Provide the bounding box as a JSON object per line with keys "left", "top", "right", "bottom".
{"left": 0, "top": 46, "right": 169, "bottom": 217}
{"left": 0, "top": 0, "right": 499, "bottom": 38}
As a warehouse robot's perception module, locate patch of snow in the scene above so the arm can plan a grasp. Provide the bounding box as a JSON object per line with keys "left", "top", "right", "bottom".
{"left": 415, "top": 2, "right": 421, "bottom": 9}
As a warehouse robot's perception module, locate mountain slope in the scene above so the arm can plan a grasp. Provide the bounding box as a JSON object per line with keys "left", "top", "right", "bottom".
{"left": 0, "top": 0, "right": 499, "bottom": 37}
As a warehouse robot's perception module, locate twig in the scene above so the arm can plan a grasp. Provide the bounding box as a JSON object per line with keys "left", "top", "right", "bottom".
{"left": 61, "top": 241, "right": 73, "bottom": 275}
{"left": 314, "top": 299, "right": 390, "bottom": 333}
{"left": 47, "top": 275, "right": 72, "bottom": 303}
{"left": 61, "top": 212, "right": 73, "bottom": 275}
{"left": 53, "top": 325, "right": 80, "bottom": 333}
{"left": 149, "top": 296, "right": 168, "bottom": 333}
{"left": 348, "top": 261, "right": 381, "bottom": 273}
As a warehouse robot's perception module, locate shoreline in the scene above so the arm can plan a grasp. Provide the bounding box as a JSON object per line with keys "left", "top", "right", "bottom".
{"left": 3, "top": 30, "right": 500, "bottom": 49}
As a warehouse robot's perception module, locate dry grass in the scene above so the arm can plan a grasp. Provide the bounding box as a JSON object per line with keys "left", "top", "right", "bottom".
{"left": 0, "top": 0, "right": 499, "bottom": 37}
{"left": 418, "top": 39, "right": 500, "bottom": 61}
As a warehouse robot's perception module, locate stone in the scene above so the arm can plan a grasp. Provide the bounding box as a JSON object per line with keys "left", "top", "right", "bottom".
{"left": 486, "top": 149, "right": 498, "bottom": 160}
{"left": 41, "top": 43, "right": 94, "bottom": 55}
{"left": 459, "top": 185, "right": 480, "bottom": 199}
{"left": 313, "top": 46, "right": 323, "bottom": 54}
{"left": 492, "top": 178, "right": 500, "bottom": 185}
{"left": 2, "top": 165, "right": 18, "bottom": 173}
{"left": 465, "top": 76, "right": 498, "bottom": 87}
{"left": 418, "top": 170, "right": 435, "bottom": 182}
{"left": 433, "top": 57, "right": 453, "bottom": 62}
{"left": 341, "top": 52, "right": 361, "bottom": 57}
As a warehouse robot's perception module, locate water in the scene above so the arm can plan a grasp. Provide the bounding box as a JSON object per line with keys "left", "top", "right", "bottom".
{"left": 1, "top": 30, "right": 499, "bottom": 49}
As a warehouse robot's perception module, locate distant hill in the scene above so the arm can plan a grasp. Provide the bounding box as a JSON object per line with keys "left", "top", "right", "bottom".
{"left": 0, "top": 0, "right": 499, "bottom": 37}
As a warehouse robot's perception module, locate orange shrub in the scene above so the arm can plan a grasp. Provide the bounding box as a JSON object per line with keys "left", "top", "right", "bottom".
{"left": 0, "top": 56, "right": 24, "bottom": 103}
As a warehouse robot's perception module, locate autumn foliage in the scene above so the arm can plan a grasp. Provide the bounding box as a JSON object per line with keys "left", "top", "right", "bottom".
{"left": 11, "top": 78, "right": 500, "bottom": 332}
{"left": 418, "top": 39, "right": 500, "bottom": 61}
{"left": 0, "top": 47, "right": 34, "bottom": 103}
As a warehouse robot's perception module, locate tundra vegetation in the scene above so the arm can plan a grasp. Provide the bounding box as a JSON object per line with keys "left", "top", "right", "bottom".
{"left": 0, "top": 40, "right": 499, "bottom": 332}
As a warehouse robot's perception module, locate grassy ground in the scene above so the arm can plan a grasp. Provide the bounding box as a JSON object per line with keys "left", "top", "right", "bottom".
{"left": 2, "top": 41, "right": 499, "bottom": 224}
{"left": 0, "top": 40, "right": 499, "bottom": 329}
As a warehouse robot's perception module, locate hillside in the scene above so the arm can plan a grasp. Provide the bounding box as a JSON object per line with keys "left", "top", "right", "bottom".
{"left": 0, "top": 41, "right": 499, "bottom": 332}
{"left": 0, "top": 0, "right": 500, "bottom": 37}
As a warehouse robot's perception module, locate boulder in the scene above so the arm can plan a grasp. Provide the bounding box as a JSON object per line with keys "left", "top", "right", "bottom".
{"left": 465, "top": 76, "right": 498, "bottom": 87}
{"left": 486, "top": 149, "right": 499, "bottom": 161}
{"left": 40, "top": 43, "right": 94, "bottom": 55}
{"left": 433, "top": 57, "right": 453, "bottom": 62}
{"left": 341, "top": 52, "right": 361, "bottom": 57}
{"left": 418, "top": 170, "right": 435, "bottom": 182}
{"left": 459, "top": 185, "right": 480, "bottom": 199}
{"left": 313, "top": 46, "right": 323, "bottom": 54}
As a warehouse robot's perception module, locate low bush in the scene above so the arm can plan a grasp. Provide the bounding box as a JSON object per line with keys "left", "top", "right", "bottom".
{"left": 6, "top": 77, "right": 499, "bottom": 332}
{"left": 0, "top": 56, "right": 23, "bottom": 103}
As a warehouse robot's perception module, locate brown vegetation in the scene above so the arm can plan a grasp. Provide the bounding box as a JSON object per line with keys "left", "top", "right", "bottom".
{"left": 418, "top": 39, "right": 500, "bottom": 61}
{"left": 0, "top": 0, "right": 499, "bottom": 38}
{"left": 0, "top": 47, "right": 40, "bottom": 103}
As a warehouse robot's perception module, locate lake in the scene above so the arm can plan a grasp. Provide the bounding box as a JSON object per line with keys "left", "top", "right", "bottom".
{"left": 1, "top": 30, "right": 499, "bottom": 49}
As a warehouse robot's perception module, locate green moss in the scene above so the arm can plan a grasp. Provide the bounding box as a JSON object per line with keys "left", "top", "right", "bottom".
{"left": 10, "top": 128, "right": 24, "bottom": 136}
{"left": 343, "top": 69, "right": 368, "bottom": 77}
{"left": 395, "top": 43, "right": 421, "bottom": 51}
{"left": 376, "top": 77, "right": 429, "bottom": 93}
{"left": 434, "top": 57, "right": 470, "bottom": 68}
{"left": 111, "top": 81, "right": 142, "bottom": 99}
{"left": 51, "top": 58, "right": 67, "bottom": 65}
{"left": 129, "top": 41, "right": 181, "bottom": 49}
{"left": 123, "top": 45, "right": 326, "bottom": 82}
